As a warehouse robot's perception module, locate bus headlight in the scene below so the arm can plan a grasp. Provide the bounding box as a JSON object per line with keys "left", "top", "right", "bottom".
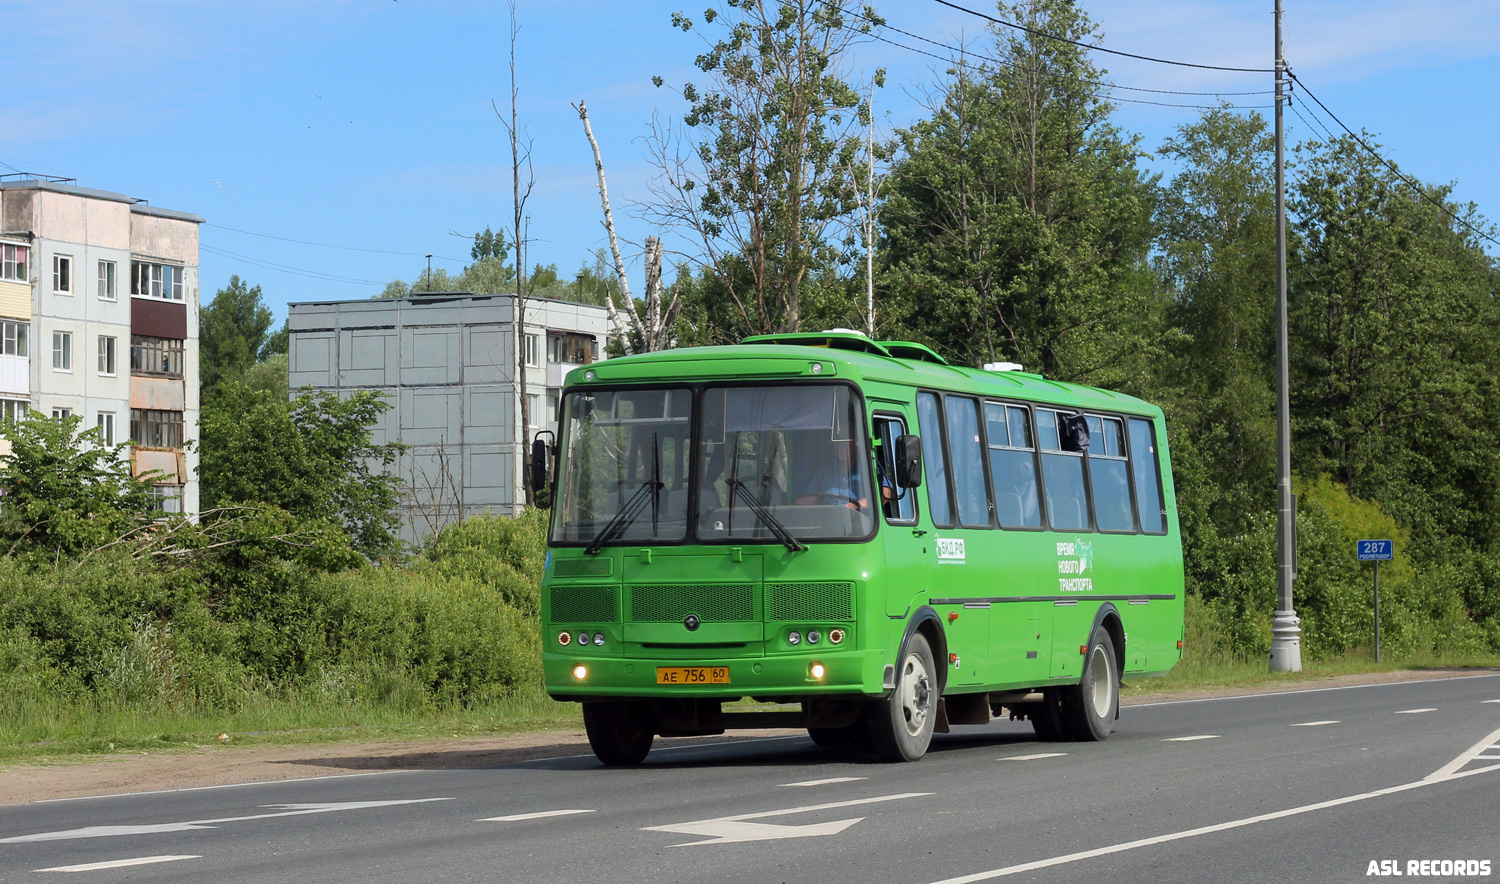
{"left": 573, "top": 665, "right": 588, "bottom": 680}
{"left": 787, "top": 631, "right": 802, "bottom": 646}
{"left": 809, "top": 662, "right": 826, "bottom": 679}
{"left": 593, "top": 633, "right": 606, "bottom": 646}
{"left": 577, "top": 632, "right": 590, "bottom": 647}
{"left": 807, "top": 630, "right": 821, "bottom": 645}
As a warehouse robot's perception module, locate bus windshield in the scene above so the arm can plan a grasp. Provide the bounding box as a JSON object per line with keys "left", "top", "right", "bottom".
{"left": 551, "top": 383, "right": 875, "bottom": 546}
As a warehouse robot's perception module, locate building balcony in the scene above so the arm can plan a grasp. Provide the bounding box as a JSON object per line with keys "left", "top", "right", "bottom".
{"left": 0, "top": 353, "right": 25, "bottom": 397}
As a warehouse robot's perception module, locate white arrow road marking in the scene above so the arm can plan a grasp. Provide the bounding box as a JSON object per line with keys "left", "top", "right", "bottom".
{"left": 37, "top": 855, "right": 200, "bottom": 873}
{"left": 1162, "top": 735, "right": 1219, "bottom": 742}
{"left": 780, "top": 777, "right": 867, "bottom": 787}
{"left": 1395, "top": 708, "right": 1437, "bottom": 714}
{"left": 479, "top": 809, "right": 595, "bottom": 822}
{"left": 1290, "top": 720, "right": 1340, "bottom": 727}
{"left": 1000, "top": 753, "right": 1067, "bottom": 761}
{"left": 1, "top": 799, "right": 452, "bottom": 844}
{"left": 644, "top": 792, "right": 931, "bottom": 847}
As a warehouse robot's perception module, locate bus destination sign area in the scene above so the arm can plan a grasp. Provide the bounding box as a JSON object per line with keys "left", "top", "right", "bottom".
{"left": 1358, "top": 540, "right": 1394, "bottom": 561}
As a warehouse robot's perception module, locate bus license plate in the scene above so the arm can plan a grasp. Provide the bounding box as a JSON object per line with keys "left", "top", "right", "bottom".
{"left": 656, "top": 666, "right": 730, "bottom": 685}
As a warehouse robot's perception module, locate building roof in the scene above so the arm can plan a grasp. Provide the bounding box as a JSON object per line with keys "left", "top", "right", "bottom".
{"left": 0, "top": 177, "right": 203, "bottom": 224}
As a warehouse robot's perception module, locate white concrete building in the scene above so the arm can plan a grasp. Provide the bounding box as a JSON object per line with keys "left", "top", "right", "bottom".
{"left": 287, "top": 292, "right": 608, "bottom": 542}
{"left": 0, "top": 175, "right": 201, "bottom": 515}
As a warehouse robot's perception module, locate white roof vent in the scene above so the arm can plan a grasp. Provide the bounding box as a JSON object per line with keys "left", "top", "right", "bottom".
{"left": 821, "top": 327, "right": 867, "bottom": 336}
{"left": 983, "top": 361, "right": 1025, "bottom": 373}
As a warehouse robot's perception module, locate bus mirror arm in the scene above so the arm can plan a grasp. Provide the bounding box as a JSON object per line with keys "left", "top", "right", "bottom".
{"left": 895, "top": 435, "right": 924, "bottom": 488}
{"left": 529, "top": 431, "right": 556, "bottom": 505}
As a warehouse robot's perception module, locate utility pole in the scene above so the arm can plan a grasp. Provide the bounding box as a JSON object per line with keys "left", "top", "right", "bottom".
{"left": 1269, "top": 0, "right": 1302, "bottom": 672}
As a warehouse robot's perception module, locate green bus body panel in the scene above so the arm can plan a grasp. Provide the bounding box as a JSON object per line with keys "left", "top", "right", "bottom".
{"left": 543, "top": 341, "right": 1184, "bottom": 702}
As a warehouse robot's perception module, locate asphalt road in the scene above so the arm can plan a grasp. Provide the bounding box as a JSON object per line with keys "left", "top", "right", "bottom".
{"left": 3, "top": 674, "right": 1497, "bottom": 883}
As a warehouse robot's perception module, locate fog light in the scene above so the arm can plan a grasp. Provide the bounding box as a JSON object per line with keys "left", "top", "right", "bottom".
{"left": 807, "top": 630, "right": 821, "bottom": 645}
{"left": 558, "top": 631, "right": 572, "bottom": 646}
{"left": 572, "top": 664, "right": 588, "bottom": 680}
{"left": 787, "top": 631, "right": 802, "bottom": 646}
{"left": 829, "top": 628, "right": 845, "bottom": 645}
{"left": 578, "top": 632, "right": 591, "bottom": 647}
{"left": 593, "top": 633, "right": 606, "bottom": 646}
{"left": 810, "top": 662, "right": 826, "bottom": 679}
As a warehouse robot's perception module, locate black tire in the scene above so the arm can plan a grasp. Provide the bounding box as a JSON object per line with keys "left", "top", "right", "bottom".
{"left": 1029, "top": 690, "right": 1067, "bottom": 742}
{"left": 582, "top": 701, "right": 655, "bottom": 765}
{"left": 867, "top": 632, "right": 938, "bottom": 762}
{"left": 1059, "top": 630, "right": 1118, "bottom": 742}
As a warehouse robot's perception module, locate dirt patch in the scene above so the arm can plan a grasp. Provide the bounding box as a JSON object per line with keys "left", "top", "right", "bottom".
{"left": 4, "top": 668, "right": 1493, "bottom": 807}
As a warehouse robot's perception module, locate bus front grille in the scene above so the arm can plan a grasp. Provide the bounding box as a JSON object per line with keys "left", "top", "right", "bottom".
{"left": 767, "top": 582, "right": 854, "bottom": 621}
{"left": 550, "top": 584, "right": 619, "bottom": 622}
{"left": 553, "top": 558, "right": 614, "bottom": 578}
{"left": 628, "top": 584, "right": 756, "bottom": 622}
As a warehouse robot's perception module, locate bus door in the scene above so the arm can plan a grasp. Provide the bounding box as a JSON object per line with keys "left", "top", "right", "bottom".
{"left": 872, "top": 406, "right": 925, "bottom": 618}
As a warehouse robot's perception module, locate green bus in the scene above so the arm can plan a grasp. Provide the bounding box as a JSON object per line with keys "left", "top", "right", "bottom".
{"left": 535, "top": 332, "right": 1184, "bottom": 764}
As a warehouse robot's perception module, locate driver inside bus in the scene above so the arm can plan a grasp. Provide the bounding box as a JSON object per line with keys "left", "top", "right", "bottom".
{"left": 794, "top": 435, "right": 879, "bottom": 511}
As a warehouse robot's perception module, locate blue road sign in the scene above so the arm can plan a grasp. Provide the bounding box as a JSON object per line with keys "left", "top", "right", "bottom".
{"left": 1358, "top": 540, "right": 1393, "bottom": 561}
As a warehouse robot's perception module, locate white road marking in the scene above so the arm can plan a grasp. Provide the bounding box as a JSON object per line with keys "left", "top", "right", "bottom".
{"left": 1000, "top": 753, "right": 1068, "bottom": 761}
{"left": 1396, "top": 708, "right": 1437, "bottom": 714}
{"left": 780, "top": 777, "right": 867, "bottom": 787}
{"left": 36, "top": 855, "right": 199, "bottom": 873}
{"left": 0, "top": 799, "right": 452, "bottom": 844}
{"left": 478, "top": 809, "right": 595, "bottom": 822}
{"left": 920, "top": 763, "right": 1500, "bottom": 884}
{"left": 1290, "top": 720, "right": 1340, "bottom": 727}
{"left": 1475, "top": 755, "right": 1500, "bottom": 761}
{"left": 35, "top": 770, "right": 416, "bottom": 804}
{"left": 1484, "top": 699, "right": 1500, "bottom": 704}
{"left": 1162, "top": 735, "right": 1219, "bottom": 742}
{"left": 644, "top": 792, "right": 931, "bottom": 847}
{"left": 1428, "top": 723, "right": 1500, "bottom": 781}
{"left": 1128, "top": 672, "right": 1500, "bottom": 709}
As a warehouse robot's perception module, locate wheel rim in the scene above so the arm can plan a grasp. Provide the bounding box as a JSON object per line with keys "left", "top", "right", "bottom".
{"left": 898, "top": 651, "right": 933, "bottom": 737}
{"left": 1088, "top": 645, "right": 1113, "bottom": 719}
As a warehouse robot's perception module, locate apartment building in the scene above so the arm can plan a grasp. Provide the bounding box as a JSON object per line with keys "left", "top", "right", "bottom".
{"left": 287, "top": 292, "right": 608, "bottom": 542}
{"left": 0, "top": 175, "right": 201, "bottom": 515}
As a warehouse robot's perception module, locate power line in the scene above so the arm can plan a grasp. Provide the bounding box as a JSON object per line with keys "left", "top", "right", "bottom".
{"left": 200, "top": 244, "right": 388, "bottom": 286}
{"left": 930, "top": 0, "right": 1276, "bottom": 73}
{"left": 842, "top": 3, "right": 1271, "bottom": 98}
{"left": 1288, "top": 72, "right": 1500, "bottom": 252}
{"left": 206, "top": 222, "right": 468, "bottom": 263}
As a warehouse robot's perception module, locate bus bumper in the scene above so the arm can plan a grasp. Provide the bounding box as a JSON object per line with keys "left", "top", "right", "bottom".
{"left": 543, "top": 649, "right": 887, "bottom": 700}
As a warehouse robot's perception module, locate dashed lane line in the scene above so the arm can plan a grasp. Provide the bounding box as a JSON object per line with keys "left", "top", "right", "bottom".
{"left": 1162, "top": 735, "right": 1220, "bottom": 742}
{"left": 478, "top": 809, "right": 594, "bottom": 822}
{"left": 1290, "top": 720, "right": 1340, "bottom": 727}
{"left": 999, "top": 753, "right": 1068, "bottom": 761}
{"left": 1395, "top": 708, "right": 1437, "bottom": 714}
{"left": 781, "top": 777, "right": 868, "bottom": 787}
{"left": 37, "top": 856, "right": 199, "bottom": 873}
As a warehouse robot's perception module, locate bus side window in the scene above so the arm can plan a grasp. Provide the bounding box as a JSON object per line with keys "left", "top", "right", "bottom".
{"left": 1088, "top": 415, "right": 1134, "bottom": 532}
{"left": 873, "top": 414, "right": 916, "bottom": 524}
{"left": 916, "top": 392, "right": 953, "bottom": 527}
{"left": 945, "top": 396, "right": 990, "bottom": 528}
{"left": 985, "top": 402, "right": 1042, "bottom": 528}
{"left": 1129, "top": 418, "right": 1166, "bottom": 534}
{"left": 1038, "top": 408, "right": 1091, "bottom": 531}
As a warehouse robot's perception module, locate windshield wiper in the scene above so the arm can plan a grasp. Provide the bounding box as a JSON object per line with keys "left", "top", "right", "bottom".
{"left": 585, "top": 434, "right": 663, "bottom": 555}
{"left": 724, "top": 432, "right": 805, "bottom": 553}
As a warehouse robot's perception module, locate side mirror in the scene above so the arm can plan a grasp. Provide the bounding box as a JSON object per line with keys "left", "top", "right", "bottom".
{"left": 895, "top": 434, "right": 923, "bottom": 488}
{"left": 529, "top": 433, "right": 554, "bottom": 505}
{"left": 1061, "top": 415, "right": 1091, "bottom": 453}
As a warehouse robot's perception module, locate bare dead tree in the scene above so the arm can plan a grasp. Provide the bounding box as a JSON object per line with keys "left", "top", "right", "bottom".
{"left": 573, "top": 100, "right": 680, "bottom": 353}
{"left": 496, "top": 0, "right": 537, "bottom": 507}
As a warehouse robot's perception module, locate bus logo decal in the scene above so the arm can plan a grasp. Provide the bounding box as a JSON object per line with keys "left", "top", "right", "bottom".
{"left": 1057, "top": 539, "right": 1094, "bottom": 592}
{"left": 935, "top": 538, "right": 966, "bottom": 564}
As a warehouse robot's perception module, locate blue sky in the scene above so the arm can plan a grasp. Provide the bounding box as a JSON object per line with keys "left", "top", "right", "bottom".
{"left": 2, "top": 0, "right": 1495, "bottom": 326}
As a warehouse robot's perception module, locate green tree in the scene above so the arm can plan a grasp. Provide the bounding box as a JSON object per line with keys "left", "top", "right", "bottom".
{"left": 879, "top": 0, "right": 1161, "bottom": 387}
{"left": 646, "top": 0, "right": 883, "bottom": 336}
{"left": 200, "top": 275, "right": 275, "bottom": 393}
{"left": 0, "top": 412, "right": 161, "bottom": 554}
{"left": 199, "top": 384, "right": 407, "bottom": 560}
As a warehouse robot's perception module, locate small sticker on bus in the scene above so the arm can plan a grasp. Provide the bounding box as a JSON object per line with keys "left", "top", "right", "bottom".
{"left": 936, "top": 537, "right": 966, "bottom": 564}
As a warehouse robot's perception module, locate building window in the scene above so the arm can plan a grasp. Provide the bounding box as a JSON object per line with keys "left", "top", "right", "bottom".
{"left": 131, "top": 261, "right": 185, "bottom": 301}
{"left": 0, "top": 397, "right": 26, "bottom": 424}
{"left": 52, "top": 330, "right": 71, "bottom": 371}
{"left": 528, "top": 393, "right": 542, "bottom": 428}
{"left": 130, "top": 408, "right": 183, "bottom": 448}
{"left": 52, "top": 407, "right": 72, "bottom": 420}
{"left": 547, "top": 332, "right": 597, "bottom": 365}
{"left": 130, "top": 335, "right": 185, "bottom": 377}
{"left": 53, "top": 255, "right": 72, "bottom": 294}
{"left": 98, "top": 336, "right": 117, "bottom": 376}
{"left": 0, "top": 243, "right": 27, "bottom": 282}
{"left": 98, "top": 260, "right": 117, "bottom": 300}
{"left": 96, "top": 412, "right": 115, "bottom": 446}
{"left": 148, "top": 484, "right": 184, "bottom": 514}
{"left": 525, "top": 333, "right": 540, "bottom": 368}
{"left": 0, "top": 320, "right": 25, "bottom": 357}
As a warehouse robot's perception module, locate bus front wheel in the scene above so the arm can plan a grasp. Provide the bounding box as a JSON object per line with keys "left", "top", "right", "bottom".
{"left": 582, "top": 701, "right": 654, "bottom": 765}
{"left": 867, "top": 632, "right": 938, "bottom": 762}
{"left": 1060, "top": 630, "right": 1118, "bottom": 741}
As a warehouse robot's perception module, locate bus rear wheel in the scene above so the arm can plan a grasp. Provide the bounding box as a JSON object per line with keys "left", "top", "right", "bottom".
{"left": 582, "top": 701, "right": 654, "bottom": 765}
{"left": 1059, "top": 630, "right": 1118, "bottom": 741}
{"left": 867, "top": 633, "right": 937, "bottom": 762}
